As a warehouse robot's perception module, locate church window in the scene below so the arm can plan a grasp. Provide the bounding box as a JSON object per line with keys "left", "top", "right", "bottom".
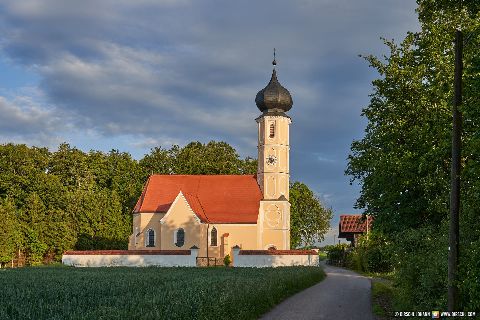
{"left": 175, "top": 228, "right": 185, "bottom": 247}
{"left": 146, "top": 229, "right": 155, "bottom": 247}
{"left": 269, "top": 123, "right": 275, "bottom": 138}
{"left": 210, "top": 227, "right": 217, "bottom": 246}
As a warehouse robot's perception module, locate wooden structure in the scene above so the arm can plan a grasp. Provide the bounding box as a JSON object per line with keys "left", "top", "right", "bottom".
{"left": 338, "top": 214, "right": 373, "bottom": 247}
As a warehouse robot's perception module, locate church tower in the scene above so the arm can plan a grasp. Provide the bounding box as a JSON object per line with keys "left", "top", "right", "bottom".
{"left": 255, "top": 51, "right": 293, "bottom": 250}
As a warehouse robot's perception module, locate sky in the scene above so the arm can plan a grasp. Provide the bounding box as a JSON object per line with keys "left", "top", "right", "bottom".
{"left": 0, "top": 0, "right": 420, "bottom": 239}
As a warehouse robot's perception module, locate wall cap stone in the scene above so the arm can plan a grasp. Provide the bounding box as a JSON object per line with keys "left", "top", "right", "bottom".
{"left": 239, "top": 250, "right": 317, "bottom": 255}
{"left": 63, "top": 250, "right": 191, "bottom": 255}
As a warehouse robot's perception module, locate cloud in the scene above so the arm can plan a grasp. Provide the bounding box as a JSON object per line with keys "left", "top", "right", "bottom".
{"left": 0, "top": 0, "right": 420, "bottom": 220}
{"left": 0, "top": 93, "right": 67, "bottom": 146}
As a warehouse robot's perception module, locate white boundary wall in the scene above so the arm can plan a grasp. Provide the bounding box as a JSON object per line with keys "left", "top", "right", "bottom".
{"left": 62, "top": 248, "right": 319, "bottom": 267}
{"left": 232, "top": 248, "right": 319, "bottom": 267}
{"left": 62, "top": 249, "right": 198, "bottom": 267}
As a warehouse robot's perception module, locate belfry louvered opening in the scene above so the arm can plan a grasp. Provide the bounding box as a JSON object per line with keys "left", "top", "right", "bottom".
{"left": 269, "top": 123, "right": 275, "bottom": 138}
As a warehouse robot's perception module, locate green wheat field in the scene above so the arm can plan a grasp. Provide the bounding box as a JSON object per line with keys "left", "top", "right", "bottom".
{"left": 0, "top": 266, "right": 325, "bottom": 320}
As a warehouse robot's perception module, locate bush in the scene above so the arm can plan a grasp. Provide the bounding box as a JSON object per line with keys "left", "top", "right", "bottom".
{"left": 459, "top": 238, "right": 480, "bottom": 311}
{"left": 318, "top": 251, "right": 327, "bottom": 261}
{"left": 345, "top": 249, "right": 363, "bottom": 271}
{"left": 361, "top": 232, "right": 393, "bottom": 273}
{"left": 340, "top": 232, "right": 393, "bottom": 274}
{"left": 325, "top": 243, "right": 349, "bottom": 266}
{"left": 25, "top": 231, "right": 48, "bottom": 266}
{"left": 459, "top": 183, "right": 480, "bottom": 311}
{"left": 392, "top": 225, "right": 448, "bottom": 310}
{"left": 223, "top": 254, "right": 231, "bottom": 267}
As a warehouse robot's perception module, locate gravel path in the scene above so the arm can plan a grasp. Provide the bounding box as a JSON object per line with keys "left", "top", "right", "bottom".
{"left": 260, "top": 262, "right": 373, "bottom": 320}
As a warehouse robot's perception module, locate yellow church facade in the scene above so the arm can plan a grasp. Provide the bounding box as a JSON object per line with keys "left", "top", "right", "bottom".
{"left": 129, "top": 66, "right": 294, "bottom": 259}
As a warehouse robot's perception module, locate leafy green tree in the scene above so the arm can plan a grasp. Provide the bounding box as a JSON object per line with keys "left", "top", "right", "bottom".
{"left": 49, "top": 143, "right": 94, "bottom": 190}
{"left": 289, "top": 182, "right": 332, "bottom": 248}
{"left": 0, "top": 144, "right": 50, "bottom": 208}
{"left": 240, "top": 156, "right": 258, "bottom": 175}
{"left": 139, "top": 146, "right": 176, "bottom": 178}
{"left": 20, "top": 193, "right": 49, "bottom": 265}
{"left": 346, "top": 32, "right": 453, "bottom": 233}
{"left": 43, "top": 208, "right": 76, "bottom": 259}
{"left": 173, "top": 141, "right": 244, "bottom": 174}
{"left": 103, "top": 150, "right": 143, "bottom": 216}
{"left": 68, "top": 188, "right": 128, "bottom": 250}
{"left": 0, "top": 198, "right": 21, "bottom": 267}
{"left": 141, "top": 142, "right": 258, "bottom": 176}
{"left": 346, "top": 0, "right": 480, "bottom": 310}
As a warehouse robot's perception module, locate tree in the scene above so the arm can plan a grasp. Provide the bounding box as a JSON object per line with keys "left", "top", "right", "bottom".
{"left": 0, "top": 143, "right": 50, "bottom": 208}
{"left": 102, "top": 150, "right": 143, "bottom": 217}
{"left": 49, "top": 143, "right": 94, "bottom": 190}
{"left": 21, "top": 193, "right": 48, "bottom": 265}
{"left": 173, "top": 141, "right": 244, "bottom": 174}
{"left": 289, "top": 182, "right": 332, "bottom": 248}
{"left": 347, "top": 3, "right": 480, "bottom": 232}
{"left": 346, "top": 1, "right": 480, "bottom": 310}
{"left": 139, "top": 146, "right": 176, "bottom": 178}
{"left": 140, "top": 141, "right": 257, "bottom": 176}
{"left": 240, "top": 156, "right": 258, "bottom": 175}
{"left": 0, "top": 198, "right": 21, "bottom": 267}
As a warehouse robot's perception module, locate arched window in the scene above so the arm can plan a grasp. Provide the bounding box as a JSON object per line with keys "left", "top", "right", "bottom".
{"left": 146, "top": 229, "right": 155, "bottom": 247}
{"left": 210, "top": 227, "right": 217, "bottom": 246}
{"left": 175, "top": 228, "right": 185, "bottom": 247}
{"left": 269, "top": 123, "right": 275, "bottom": 138}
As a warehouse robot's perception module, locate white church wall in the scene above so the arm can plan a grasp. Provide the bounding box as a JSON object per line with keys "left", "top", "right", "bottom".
{"left": 232, "top": 247, "right": 319, "bottom": 268}
{"left": 62, "top": 248, "right": 199, "bottom": 267}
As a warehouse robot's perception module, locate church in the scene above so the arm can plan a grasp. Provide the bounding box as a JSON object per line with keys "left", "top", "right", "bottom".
{"left": 129, "top": 59, "right": 294, "bottom": 260}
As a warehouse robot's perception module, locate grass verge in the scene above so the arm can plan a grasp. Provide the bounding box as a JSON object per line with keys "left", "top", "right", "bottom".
{"left": 371, "top": 279, "right": 395, "bottom": 320}
{"left": 0, "top": 266, "right": 325, "bottom": 320}
{"left": 363, "top": 271, "right": 395, "bottom": 281}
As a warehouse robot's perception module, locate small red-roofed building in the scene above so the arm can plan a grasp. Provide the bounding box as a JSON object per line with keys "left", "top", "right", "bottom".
{"left": 129, "top": 66, "right": 295, "bottom": 260}
{"left": 338, "top": 214, "right": 373, "bottom": 246}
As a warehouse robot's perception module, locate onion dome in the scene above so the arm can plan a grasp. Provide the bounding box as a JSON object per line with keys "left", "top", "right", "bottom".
{"left": 255, "top": 51, "right": 293, "bottom": 113}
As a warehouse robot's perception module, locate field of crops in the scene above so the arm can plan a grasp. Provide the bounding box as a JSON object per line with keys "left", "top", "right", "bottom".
{"left": 0, "top": 266, "right": 325, "bottom": 320}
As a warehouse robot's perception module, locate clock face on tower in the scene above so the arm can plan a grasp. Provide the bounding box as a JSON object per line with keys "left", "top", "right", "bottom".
{"left": 266, "top": 155, "right": 278, "bottom": 166}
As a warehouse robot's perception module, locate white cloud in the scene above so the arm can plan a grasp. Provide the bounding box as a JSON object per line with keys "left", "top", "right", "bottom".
{"left": 0, "top": 93, "right": 67, "bottom": 146}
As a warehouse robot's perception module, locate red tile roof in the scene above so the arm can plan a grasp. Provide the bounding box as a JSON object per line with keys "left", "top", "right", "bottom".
{"left": 339, "top": 214, "right": 373, "bottom": 234}
{"left": 133, "top": 175, "right": 262, "bottom": 224}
